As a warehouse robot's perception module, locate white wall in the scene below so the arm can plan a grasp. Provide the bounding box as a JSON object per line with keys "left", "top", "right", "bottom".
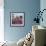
{"left": 40, "top": 0, "right": 46, "bottom": 45}
{"left": 40, "top": 0, "right": 46, "bottom": 9}
{"left": 0, "top": 0, "right": 4, "bottom": 42}
{"left": 40, "top": 0, "right": 46, "bottom": 27}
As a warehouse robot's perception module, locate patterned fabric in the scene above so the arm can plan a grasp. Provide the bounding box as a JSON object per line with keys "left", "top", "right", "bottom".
{"left": 23, "top": 32, "right": 34, "bottom": 46}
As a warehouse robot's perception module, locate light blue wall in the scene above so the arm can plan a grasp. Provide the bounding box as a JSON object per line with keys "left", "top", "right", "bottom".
{"left": 4, "top": 0, "right": 40, "bottom": 42}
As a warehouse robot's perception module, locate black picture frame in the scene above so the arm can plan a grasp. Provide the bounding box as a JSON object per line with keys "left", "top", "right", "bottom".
{"left": 10, "top": 12, "right": 25, "bottom": 27}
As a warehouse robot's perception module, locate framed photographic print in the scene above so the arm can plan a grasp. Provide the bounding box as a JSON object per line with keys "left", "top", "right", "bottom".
{"left": 10, "top": 12, "right": 25, "bottom": 27}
